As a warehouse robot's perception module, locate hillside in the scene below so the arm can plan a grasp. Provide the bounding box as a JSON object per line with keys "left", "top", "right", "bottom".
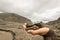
{"left": 47, "top": 18, "right": 60, "bottom": 25}
{"left": 46, "top": 18, "right": 60, "bottom": 40}
{"left": 0, "top": 13, "right": 32, "bottom": 24}
{"left": 0, "top": 13, "right": 60, "bottom": 40}
{"left": 47, "top": 18, "right": 60, "bottom": 30}
{"left": 0, "top": 13, "right": 43, "bottom": 40}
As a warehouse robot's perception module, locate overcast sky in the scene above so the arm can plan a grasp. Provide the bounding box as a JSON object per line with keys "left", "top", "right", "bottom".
{"left": 0, "top": 0, "right": 60, "bottom": 23}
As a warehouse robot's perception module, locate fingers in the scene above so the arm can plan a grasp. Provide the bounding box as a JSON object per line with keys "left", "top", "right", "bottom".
{"left": 24, "top": 23, "right": 27, "bottom": 26}
{"left": 27, "top": 30, "right": 34, "bottom": 34}
{"left": 27, "top": 30, "right": 33, "bottom": 32}
{"left": 22, "top": 23, "right": 27, "bottom": 29}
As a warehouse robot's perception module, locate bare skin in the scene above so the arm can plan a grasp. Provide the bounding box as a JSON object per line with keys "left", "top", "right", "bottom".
{"left": 22, "top": 23, "right": 49, "bottom": 35}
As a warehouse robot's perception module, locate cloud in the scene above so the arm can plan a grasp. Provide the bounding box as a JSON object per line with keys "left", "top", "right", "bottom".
{"left": 30, "top": 7, "right": 60, "bottom": 23}
{"left": 0, "top": 11, "right": 3, "bottom": 13}
{"left": 0, "top": 0, "right": 41, "bottom": 16}
{"left": 0, "top": 0, "right": 60, "bottom": 23}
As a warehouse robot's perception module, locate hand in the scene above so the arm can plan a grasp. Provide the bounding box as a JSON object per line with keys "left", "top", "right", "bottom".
{"left": 22, "top": 23, "right": 27, "bottom": 29}
{"left": 27, "top": 30, "right": 35, "bottom": 35}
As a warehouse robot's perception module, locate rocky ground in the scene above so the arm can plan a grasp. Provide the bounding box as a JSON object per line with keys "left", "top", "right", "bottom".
{"left": 0, "top": 13, "right": 60, "bottom": 40}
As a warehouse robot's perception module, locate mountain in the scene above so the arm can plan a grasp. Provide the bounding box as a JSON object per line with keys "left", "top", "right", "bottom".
{"left": 0, "top": 13, "right": 60, "bottom": 40}
{"left": 46, "top": 18, "right": 60, "bottom": 29}
{"left": 0, "top": 13, "right": 32, "bottom": 24}
{"left": 46, "top": 18, "right": 60, "bottom": 39}
{"left": 47, "top": 18, "right": 60, "bottom": 25}
{"left": 0, "top": 13, "right": 43, "bottom": 40}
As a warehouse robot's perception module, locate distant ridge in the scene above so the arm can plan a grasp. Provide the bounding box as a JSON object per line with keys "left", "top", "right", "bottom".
{"left": 0, "top": 13, "right": 32, "bottom": 24}
{"left": 47, "top": 18, "right": 60, "bottom": 25}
